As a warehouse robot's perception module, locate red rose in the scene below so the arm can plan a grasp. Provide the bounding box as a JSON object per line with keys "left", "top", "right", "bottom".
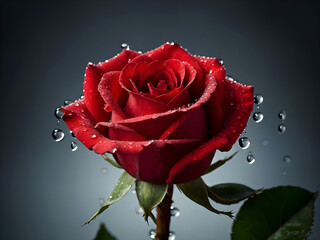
{"left": 62, "top": 43, "right": 253, "bottom": 184}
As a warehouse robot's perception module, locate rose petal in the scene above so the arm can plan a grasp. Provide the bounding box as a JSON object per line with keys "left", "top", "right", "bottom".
{"left": 166, "top": 79, "right": 253, "bottom": 183}
{"left": 98, "top": 72, "right": 127, "bottom": 122}
{"left": 145, "top": 43, "right": 205, "bottom": 99}
{"left": 83, "top": 49, "right": 139, "bottom": 123}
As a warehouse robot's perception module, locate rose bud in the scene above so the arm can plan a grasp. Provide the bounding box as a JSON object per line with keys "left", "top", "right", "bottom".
{"left": 62, "top": 43, "right": 253, "bottom": 184}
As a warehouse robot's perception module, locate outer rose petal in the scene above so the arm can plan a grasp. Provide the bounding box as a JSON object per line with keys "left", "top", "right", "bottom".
{"left": 166, "top": 79, "right": 253, "bottom": 183}
{"left": 83, "top": 49, "right": 139, "bottom": 123}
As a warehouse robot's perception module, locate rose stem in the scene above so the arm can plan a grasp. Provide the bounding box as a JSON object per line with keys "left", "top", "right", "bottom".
{"left": 155, "top": 185, "right": 173, "bottom": 240}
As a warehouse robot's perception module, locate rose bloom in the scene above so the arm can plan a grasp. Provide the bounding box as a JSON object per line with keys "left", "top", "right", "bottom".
{"left": 62, "top": 43, "right": 253, "bottom": 184}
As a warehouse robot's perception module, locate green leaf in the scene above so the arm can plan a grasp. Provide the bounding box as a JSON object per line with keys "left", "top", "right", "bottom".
{"left": 136, "top": 180, "right": 168, "bottom": 222}
{"left": 204, "top": 151, "right": 238, "bottom": 175}
{"left": 177, "top": 178, "right": 233, "bottom": 218}
{"left": 102, "top": 154, "right": 122, "bottom": 169}
{"left": 207, "top": 183, "right": 261, "bottom": 205}
{"left": 83, "top": 171, "right": 136, "bottom": 225}
{"left": 232, "top": 186, "right": 318, "bottom": 240}
{"left": 94, "top": 223, "right": 117, "bottom": 240}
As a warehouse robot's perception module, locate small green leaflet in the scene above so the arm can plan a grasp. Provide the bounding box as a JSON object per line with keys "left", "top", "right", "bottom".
{"left": 204, "top": 151, "right": 238, "bottom": 175}
{"left": 136, "top": 180, "right": 168, "bottom": 222}
{"left": 232, "top": 186, "right": 318, "bottom": 240}
{"left": 207, "top": 183, "right": 261, "bottom": 205}
{"left": 83, "top": 171, "right": 136, "bottom": 225}
{"left": 94, "top": 223, "right": 117, "bottom": 240}
{"left": 177, "top": 178, "right": 233, "bottom": 218}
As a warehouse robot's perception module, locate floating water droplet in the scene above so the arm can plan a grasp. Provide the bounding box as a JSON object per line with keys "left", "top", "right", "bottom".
{"left": 101, "top": 167, "right": 108, "bottom": 174}
{"left": 64, "top": 99, "right": 72, "bottom": 106}
{"left": 54, "top": 107, "right": 64, "bottom": 119}
{"left": 121, "top": 43, "right": 129, "bottom": 49}
{"left": 278, "top": 124, "right": 286, "bottom": 133}
{"left": 247, "top": 151, "right": 255, "bottom": 164}
{"left": 90, "top": 133, "right": 97, "bottom": 138}
{"left": 278, "top": 111, "right": 286, "bottom": 120}
{"left": 70, "top": 131, "right": 75, "bottom": 138}
{"left": 262, "top": 140, "right": 269, "bottom": 146}
{"left": 170, "top": 206, "right": 180, "bottom": 217}
{"left": 254, "top": 94, "right": 263, "bottom": 105}
{"left": 238, "top": 137, "right": 250, "bottom": 149}
{"left": 169, "top": 232, "right": 176, "bottom": 240}
{"left": 71, "top": 141, "right": 78, "bottom": 151}
{"left": 136, "top": 207, "right": 143, "bottom": 215}
{"left": 149, "top": 229, "right": 156, "bottom": 239}
{"left": 283, "top": 155, "right": 292, "bottom": 163}
{"left": 52, "top": 129, "right": 65, "bottom": 142}
{"left": 98, "top": 198, "right": 105, "bottom": 205}
{"left": 253, "top": 112, "right": 263, "bottom": 123}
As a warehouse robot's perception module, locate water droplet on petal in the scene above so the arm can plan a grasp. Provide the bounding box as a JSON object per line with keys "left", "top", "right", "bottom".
{"left": 121, "top": 43, "right": 129, "bottom": 49}
{"left": 169, "top": 232, "right": 176, "bottom": 240}
{"left": 247, "top": 151, "right": 255, "bottom": 164}
{"left": 253, "top": 112, "right": 263, "bottom": 123}
{"left": 80, "top": 95, "right": 84, "bottom": 99}
{"left": 218, "top": 58, "right": 223, "bottom": 65}
{"left": 278, "top": 111, "right": 286, "bottom": 120}
{"left": 254, "top": 94, "right": 263, "bottom": 105}
{"left": 170, "top": 206, "right": 180, "bottom": 217}
{"left": 54, "top": 107, "right": 64, "bottom": 119}
{"left": 71, "top": 141, "right": 78, "bottom": 151}
{"left": 149, "top": 229, "right": 156, "bottom": 239}
{"left": 52, "top": 129, "right": 65, "bottom": 142}
{"left": 112, "top": 148, "right": 117, "bottom": 153}
{"left": 101, "top": 168, "right": 108, "bottom": 174}
{"left": 64, "top": 99, "right": 72, "bottom": 106}
{"left": 90, "top": 133, "right": 97, "bottom": 138}
{"left": 278, "top": 124, "right": 286, "bottom": 133}
{"left": 239, "top": 137, "right": 250, "bottom": 149}
{"left": 99, "top": 198, "right": 105, "bottom": 205}
{"left": 283, "top": 155, "right": 292, "bottom": 163}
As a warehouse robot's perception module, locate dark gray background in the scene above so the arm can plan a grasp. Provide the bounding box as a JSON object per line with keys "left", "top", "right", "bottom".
{"left": 1, "top": 0, "right": 319, "bottom": 239}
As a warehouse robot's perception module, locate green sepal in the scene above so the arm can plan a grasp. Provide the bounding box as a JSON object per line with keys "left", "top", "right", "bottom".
{"left": 207, "top": 183, "right": 261, "bottom": 205}
{"left": 177, "top": 178, "right": 233, "bottom": 218}
{"left": 232, "top": 186, "right": 318, "bottom": 240}
{"left": 102, "top": 154, "right": 122, "bottom": 169}
{"left": 83, "top": 171, "right": 136, "bottom": 225}
{"left": 136, "top": 180, "right": 168, "bottom": 222}
{"left": 94, "top": 223, "right": 117, "bottom": 240}
{"left": 204, "top": 151, "right": 238, "bottom": 175}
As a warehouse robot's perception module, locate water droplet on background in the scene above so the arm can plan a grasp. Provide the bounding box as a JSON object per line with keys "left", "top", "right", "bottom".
{"left": 169, "top": 232, "right": 176, "bottom": 240}
{"left": 278, "top": 111, "right": 286, "bottom": 120}
{"left": 52, "top": 129, "right": 65, "bottom": 142}
{"left": 239, "top": 137, "right": 250, "bottom": 149}
{"left": 99, "top": 198, "right": 105, "bottom": 205}
{"left": 253, "top": 112, "right": 263, "bottom": 123}
{"left": 71, "top": 141, "right": 78, "bottom": 151}
{"left": 64, "top": 99, "right": 72, "bottom": 106}
{"left": 135, "top": 207, "right": 143, "bottom": 215}
{"left": 278, "top": 124, "right": 286, "bottom": 133}
{"left": 149, "top": 229, "right": 156, "bottom": 239}
{"left": 54, "top": 107, "right": 64, "bottom": 119}
{"left": 254, "top": 94, "right": 263, "bottom": 105}
{"left": 170, "top": 206, "right": 180, "bottom": 217}
{"left": 282, "top": 170, "right": 287, "bottom": 175}
{"left": 101, "top": 168, "right": 108, "bottom": 174}
{"left": 262, "top": 140, "right": 269, "bottom": 146}
{"left": 283, "top": 155, "right": 292, "bottom": 163}
{"left": 247, "top": 151, "right": 255, "bottom": 164}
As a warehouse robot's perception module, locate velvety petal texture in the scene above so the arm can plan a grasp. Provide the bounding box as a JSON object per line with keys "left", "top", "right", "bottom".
{"left": 62, "top": 43, "right": 253, "bottom": 184}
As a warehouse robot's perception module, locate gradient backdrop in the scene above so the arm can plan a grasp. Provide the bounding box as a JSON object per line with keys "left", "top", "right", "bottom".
{"left": 1, "top": 0, "right": 320, "bottom": 239}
